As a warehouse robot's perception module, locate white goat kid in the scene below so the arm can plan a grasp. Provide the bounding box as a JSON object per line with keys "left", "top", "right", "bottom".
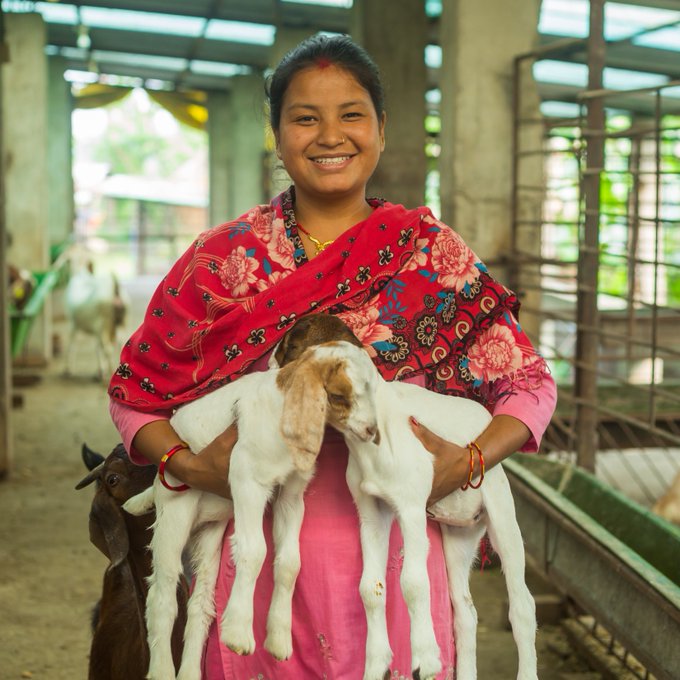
{"left": 124, "top": 342, "right": 377, "bottom": 680}
{"left": 315, "top": 342, "right": 537, "bottom": 680}
{"left": 64, "top": 260, "right": 127, "bottom": 380}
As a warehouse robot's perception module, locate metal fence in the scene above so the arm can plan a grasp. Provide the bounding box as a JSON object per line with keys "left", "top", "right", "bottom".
{"left": 508, "top": 4, "right": 680, "bottom": 676}
{"left": 511, "top": 41, "right": 680, "bottom": 509}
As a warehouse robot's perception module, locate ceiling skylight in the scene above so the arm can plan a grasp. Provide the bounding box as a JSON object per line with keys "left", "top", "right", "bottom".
{"left": 634, "top": 25, "right": 680, "bottom": 52}
{"left": 534, "top": 59, "right": 670, "bottom": 91}
{"left": 81, "top": 7, "right": 206, "bottom": 36}
{"left": 281, "top": 0, "right": 353, "bottom": 7}
{"left": 539, "top": 0, "right": 680, "bottom": 42}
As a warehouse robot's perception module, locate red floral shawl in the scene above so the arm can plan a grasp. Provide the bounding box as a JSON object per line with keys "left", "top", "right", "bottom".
{"left": 108, "top": 187, "right": 523, "bottom": 412}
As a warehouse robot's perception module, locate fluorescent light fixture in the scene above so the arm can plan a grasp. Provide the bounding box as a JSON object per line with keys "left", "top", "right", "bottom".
{"left": 92, "top": 50, "right": 189, "bottom": 72}
{"left": 190, "top": 61, "right": 252, "bottom": 77}
{"left": 205, "top": 19, "right": 275, "bottom": 45}
{"left": 282, "top": 0, "right": 353, "bottom": 7}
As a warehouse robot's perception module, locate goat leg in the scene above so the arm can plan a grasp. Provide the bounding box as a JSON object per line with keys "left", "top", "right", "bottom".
{"left": 395, "top": 508, "right": 441, "bottom": 680}
{"left": 264, "top": 472, "right": 311, "bottom": 661}
{"left": 482, "top": 474, "right": 538, "bottom": 680}
{"left": 440, "top": 522, "right": 486, "bottom": 680}
{"left": 176, "top": 519, "right": 229, "bottom": 680}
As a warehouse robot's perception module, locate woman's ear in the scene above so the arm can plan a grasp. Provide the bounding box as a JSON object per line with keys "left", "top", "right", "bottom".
{"left": 379, "top": 112, "right": 386, "bottom": 151}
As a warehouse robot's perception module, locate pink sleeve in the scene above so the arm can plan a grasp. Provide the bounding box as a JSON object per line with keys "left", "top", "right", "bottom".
{"left": 109, "top": 398, "right": 171, "bottom": 466}
{"left": 489, "top": 363, "right": 557, "bottom": 453}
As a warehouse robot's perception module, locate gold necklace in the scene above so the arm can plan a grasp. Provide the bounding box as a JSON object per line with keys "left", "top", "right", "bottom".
{"left": 296, "top": 222, "right": 334, "bottom": 254}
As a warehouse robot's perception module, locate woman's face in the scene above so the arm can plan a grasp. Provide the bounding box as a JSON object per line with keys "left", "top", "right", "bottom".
{"left": 275, "top": 64, "right": 386, "bottom": 207}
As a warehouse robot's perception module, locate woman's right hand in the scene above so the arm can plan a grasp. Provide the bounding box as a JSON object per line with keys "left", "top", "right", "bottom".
{"left": 179, "top": 424, "right": 238, "bottom": 499}
{"left": 131, "top": 419, "right": 237, "bottom": 499}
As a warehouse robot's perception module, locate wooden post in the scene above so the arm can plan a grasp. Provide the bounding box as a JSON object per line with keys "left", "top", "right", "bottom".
{"left": 0, "top": 7, "right": 14, "bottom": 478}
{"left": 574, "top": 0, "right": 605, "bottom": 471}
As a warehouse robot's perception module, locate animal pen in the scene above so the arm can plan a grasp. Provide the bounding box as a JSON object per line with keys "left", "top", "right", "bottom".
{"left": 505, "top": 2, "right": 680, "bottom": 678}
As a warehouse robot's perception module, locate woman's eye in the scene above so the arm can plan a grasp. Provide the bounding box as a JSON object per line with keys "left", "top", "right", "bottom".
{"left": 344, "top": 111, "right": 362, "bottom": 120}
{"left": 295, "top": 115, "right": 316, "bottom": 124}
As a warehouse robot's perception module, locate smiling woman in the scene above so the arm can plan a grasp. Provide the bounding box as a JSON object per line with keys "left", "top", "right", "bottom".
{"left": 107, "top": 33, "right": 556, "bottom": 680}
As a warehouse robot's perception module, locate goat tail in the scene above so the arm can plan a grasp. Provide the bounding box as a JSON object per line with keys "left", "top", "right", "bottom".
{"left": 123, "top": 487, "right": 155, "bottom": 516}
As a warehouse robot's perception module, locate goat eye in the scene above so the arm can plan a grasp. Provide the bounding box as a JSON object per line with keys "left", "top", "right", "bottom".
{"left": 106, "top": 474, "right": 120, "bottom": 487}
{"left": 327, "top": 393, "right": 348, "bottom": 405}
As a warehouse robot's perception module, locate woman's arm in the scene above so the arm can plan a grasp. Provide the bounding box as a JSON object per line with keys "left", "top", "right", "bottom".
{"left": 413, "top": 362, "right": 557, "bottom": 504}
{"left": 130, "top": 419, "right": 237, "bottom": 499}
{"left": 412, "top": 414, "right": 530, "bottom": 505}
{"left": 109, "top": 398, "right": 236, "bottom": 499}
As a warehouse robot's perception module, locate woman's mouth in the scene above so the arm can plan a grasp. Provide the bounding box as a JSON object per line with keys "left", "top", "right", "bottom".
{"left": 313, "top": 155, "right": 352, "bottom": 166}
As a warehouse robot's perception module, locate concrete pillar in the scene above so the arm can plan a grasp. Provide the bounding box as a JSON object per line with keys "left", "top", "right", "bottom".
{"left": 226, "top": 74, "right": 266, "bottom": 215}
{"left": 353, "top": 0, "right": 428, "bottom": 209}
{"left": 47, "top": 56, "right": 74, "bottom": 253}
{"left": 207, "top": 91, "right": 231, "bottom": 226}
{"left": 208, "top": 76, "right": 266, "bottom": 225}
{"left": 2, "top": 13, "right": 51, "bottom": 363}
{"left": 438, "top": 0, "right": 543, "bottom": 274}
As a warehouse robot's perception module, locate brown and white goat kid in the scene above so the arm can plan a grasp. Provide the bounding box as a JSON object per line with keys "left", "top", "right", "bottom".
{"left": 76, "top": 443, "right": 187, "bottom": 680}
{"left": 310, "top": 341, "right": 538, "bottom": 680}
{"left": 123, "top": 324, "right": 375, "bottom": 680}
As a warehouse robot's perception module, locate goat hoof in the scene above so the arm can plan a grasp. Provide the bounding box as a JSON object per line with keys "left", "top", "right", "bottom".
{"left": 383, "top": 670, "right": 391, "bottom": 680}
{"left": 221, "top": 624, "right": 255, "bottom": 656}
{"left": 264, "top": 630, "right": 293, "bottom": 661}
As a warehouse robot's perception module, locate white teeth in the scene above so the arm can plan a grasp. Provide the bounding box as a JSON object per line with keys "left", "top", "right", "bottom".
{"left": 314, "top": 156, "right": 350, "bottom": 165}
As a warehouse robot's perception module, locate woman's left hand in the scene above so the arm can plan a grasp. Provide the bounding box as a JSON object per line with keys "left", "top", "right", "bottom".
{"left": 409, "top": 417, "right": 470, "bottom": 504}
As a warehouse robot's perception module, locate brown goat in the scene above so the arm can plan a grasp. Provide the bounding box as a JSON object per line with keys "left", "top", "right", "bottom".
{"left": 76, "top": 443, "right": 188, "bottom": 680}
{"left": 273, "top": 313, "right": 362, "bottom": 366}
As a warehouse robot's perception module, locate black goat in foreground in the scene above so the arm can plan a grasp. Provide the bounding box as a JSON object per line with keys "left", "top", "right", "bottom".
{"left": 76, "top": 443, "right": 188, "bottom": 680}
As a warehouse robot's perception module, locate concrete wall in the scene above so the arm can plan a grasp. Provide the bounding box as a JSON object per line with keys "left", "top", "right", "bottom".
{"left": 438, "top": 0, "right": 543, "bottom": 272}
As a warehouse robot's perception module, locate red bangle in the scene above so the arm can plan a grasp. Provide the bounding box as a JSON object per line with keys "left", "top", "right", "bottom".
{"left": 466, "top": 441, "right": 485, "bottom": 490}
{"left": 158, "top": 443, "right": 191, "bottom": 491}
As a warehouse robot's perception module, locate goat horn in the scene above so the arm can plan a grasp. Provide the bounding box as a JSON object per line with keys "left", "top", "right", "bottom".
{"left": 75, "top": 461, "right": 106, "bottom": 490}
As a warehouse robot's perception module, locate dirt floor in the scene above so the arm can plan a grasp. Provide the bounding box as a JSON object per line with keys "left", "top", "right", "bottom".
{"left": 0, "top": 330, "right": 598, "bottom": 680}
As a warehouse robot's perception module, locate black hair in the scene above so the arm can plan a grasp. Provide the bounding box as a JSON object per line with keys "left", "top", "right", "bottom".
{"left": 265, "top": 34, "right": 385, "bottom": 131}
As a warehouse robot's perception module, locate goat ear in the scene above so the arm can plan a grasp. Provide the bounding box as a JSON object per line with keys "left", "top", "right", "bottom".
{"left": 278, "top": 360, "right": 327, "bottom": 472}
{"left": 89, "top": 491, "right": 130, "bottom": 567}
{"left": 81, "top": 443, "right": 106, "bottom": 472}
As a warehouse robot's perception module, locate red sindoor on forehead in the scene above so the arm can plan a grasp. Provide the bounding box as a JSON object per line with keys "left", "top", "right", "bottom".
{"left": 315, "top": 57, "right": 334, "bottom": 69}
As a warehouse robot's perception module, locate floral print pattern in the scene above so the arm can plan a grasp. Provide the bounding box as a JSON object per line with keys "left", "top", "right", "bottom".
{"left": 110, "top": 186, "right": 546, "bottom": 411}
{"left": 219, "top": 245, "right": 260, "bottom": 297}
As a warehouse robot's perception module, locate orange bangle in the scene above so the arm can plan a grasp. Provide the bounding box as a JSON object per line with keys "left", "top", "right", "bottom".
{"left": 461, "top": 445, "right": 474, "bottom": 490}
{"left": 158, "top": 443, "right": 190, "bottom": 491}
{"left": 467, "top": 441, "right": 485, "bottom": 490}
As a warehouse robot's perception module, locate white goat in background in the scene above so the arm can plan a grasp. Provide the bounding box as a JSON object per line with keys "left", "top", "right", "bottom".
{"left": 123, "top": 326, "right": 376, "bottom": 680}
{"left": 313, "top": 341, "right": 537, "bottom": 680}
{"left": 63, "top": 252, "right": 127, "bottom": 380}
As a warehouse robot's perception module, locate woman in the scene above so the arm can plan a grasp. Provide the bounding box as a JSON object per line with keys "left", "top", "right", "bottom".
{"left": 109, "top": 34, "right": 556, "bottom": 679}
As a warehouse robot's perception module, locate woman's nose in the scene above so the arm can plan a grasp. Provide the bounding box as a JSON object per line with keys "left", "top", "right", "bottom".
{"left": 317, "top": 122, "right": 345, "bottom": 147}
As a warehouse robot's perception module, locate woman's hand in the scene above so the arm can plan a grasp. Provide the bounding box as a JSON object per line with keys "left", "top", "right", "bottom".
{"left": 409, "top": 417, "right": 471, "bottom": 504}
{"left": 409, "top": 413, "right": 532, "bottom": 505}
{"left": 179, "top": 424, "right": 238, "bottom": 499}
{"left": 131, "top": 420, "right": 238, "bottom": 499}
